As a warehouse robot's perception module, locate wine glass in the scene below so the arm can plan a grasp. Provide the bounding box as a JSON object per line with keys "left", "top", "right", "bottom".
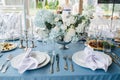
{"left": 0, "top": 44, "right": 3, "bottom": 57}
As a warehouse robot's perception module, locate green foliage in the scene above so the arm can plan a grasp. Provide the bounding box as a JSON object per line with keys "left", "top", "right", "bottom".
{"left": 45, "top": 0, "right": 48, "bottom": 6}
{"left": 84, "top": 5, "right": 95, "bottom": 11}
{"left": 37, "top": 0, "right": 59, "bottom": 10}
{"left": 45, "top": 22, "right": 52, "bottom": 30}
{"left": 37, "top": 1, "right": 43, "bottom": 9}
{"left": 74, "top": 14, "right": 90, "bottom": 28}
{"left": 48, "top": 0, "right": 59, "bottom": 10}
{"left": 101, "top": 4, "right": 120, "bottom": 12}
{"left": 114, "top": 4, "right": 120, "bottom": 12}
{"left": 102, "top": 41, "right": 115, "bottom": 48}
{"left": 101, "top": 4, "right": 109, "bottom": 11}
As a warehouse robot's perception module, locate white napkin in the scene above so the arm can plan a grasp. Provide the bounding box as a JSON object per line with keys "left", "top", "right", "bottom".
{"left": 16, "top": 48, "right": 38, "bottom": 74}
{"left": 84, "top": 47, "right": 112, "bottom": 72}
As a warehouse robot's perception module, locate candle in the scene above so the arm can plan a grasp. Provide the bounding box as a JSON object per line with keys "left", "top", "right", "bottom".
{"left": 20, "top": 15, "right": 22, "bottom": 38}
{"left": 23, "top": 0, "right": 27, "bottom": 31}
{"left": 31, "top": 18, "right": 33, "bottom": 37}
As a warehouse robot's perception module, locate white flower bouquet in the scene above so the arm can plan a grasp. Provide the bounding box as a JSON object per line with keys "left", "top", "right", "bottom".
{"left": 49, "top": 14, "right": 90, "bottom": 42}
{"left": 34, "top": 9, "right": 90, "bottom": 42}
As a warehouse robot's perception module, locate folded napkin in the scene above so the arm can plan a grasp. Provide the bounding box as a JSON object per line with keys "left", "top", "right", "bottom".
{"left": 84, "top": 47, "right": 112, "bottom": 72}
{"left": 16, "top": 48, "right": 38, "bottom": 74}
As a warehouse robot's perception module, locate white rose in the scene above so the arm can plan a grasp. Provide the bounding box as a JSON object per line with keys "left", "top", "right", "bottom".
{"left": 54, "top": 17, "right": 59, "bottom": 22}
{"left": 64, "top": 34, "right": 72, "bottom": 42}
{"left": 64, "top": 28, "right": 76, "bottom": 42}
{"left": 65, "top": 20, "right": 71, "bottom": 26}
{"left": 67, "top": 28, "right": 76, "bottom": 37}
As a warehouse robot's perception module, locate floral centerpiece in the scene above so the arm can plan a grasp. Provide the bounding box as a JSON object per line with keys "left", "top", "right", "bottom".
{"left": 34, "top": 9, "right": 62, "bottom": 40}
{"left": 34, "top": 9, "right": 90, "bottom": 43}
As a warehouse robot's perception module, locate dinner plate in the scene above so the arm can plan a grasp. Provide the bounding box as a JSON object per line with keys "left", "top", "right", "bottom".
{"left": 72, "top": 51, "right": 112, "bottom": 69}
{"left": 11, "top": 51, "right": 50, "bottom": 70}
{"left": 0, "top": 35, "right": 20, "bottom": 41}
{"left": 0, "top": 42, "right": 17, "bottom": 52}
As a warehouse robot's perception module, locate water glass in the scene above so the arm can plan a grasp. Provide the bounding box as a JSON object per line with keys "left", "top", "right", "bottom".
{"left": 103, "top": 38, "right": 112, "bottom": 53}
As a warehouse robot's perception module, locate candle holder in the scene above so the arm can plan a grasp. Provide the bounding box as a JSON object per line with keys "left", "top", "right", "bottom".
{"left": 25, "top": 30, "right": 29, "bottom": 48}
{"left": 19, "top": 39, "right": 25, "bottom": 48}
{"left": 31, "top": 40, "right": 36, "bottom": 48}
{"left": 30, "top": 18, "right": 36, "bottom": 48}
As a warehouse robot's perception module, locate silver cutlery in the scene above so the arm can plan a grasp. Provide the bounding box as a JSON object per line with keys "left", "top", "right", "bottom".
{"left": 0, "top": 54, "right": 13, "bottom": 73}
{"left": 105, "top": 53, "right": 120, "bottom": 67}
{"left": 111, "top": 53, "right": 120, "bottom": 61}
{"left": 56, "top": 54, "right": 60, "bottom": 72}
{"left": 63, "top": 55, "right": 68, "bottom": 70}
{"left": 111, "top": 55, "right": 120, "bottom": 67}
{"left": 0, "top": 46, "right": 3, "bottom": 57}
{"left": 49, "top": 52, "right": 55, "bottom": 74}
{"left": 68, "top": 56, "right": 74, "bottom": 72}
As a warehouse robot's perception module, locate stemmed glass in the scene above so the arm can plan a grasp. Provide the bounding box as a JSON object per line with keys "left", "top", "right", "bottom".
{"left": 0, "top": 44, "right": 3, "bottom": 57}
{"left": 0, "top": 15, "right": 7, "bottom": 43}
{"left": 94, "top": 25, "right": 103, "bottom": 49}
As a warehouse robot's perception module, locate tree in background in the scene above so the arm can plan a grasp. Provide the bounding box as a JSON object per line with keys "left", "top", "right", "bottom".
{"left": 48, "top": 0, "right": 59, "bottom": 9}
{"left": 37, "top": 0, "right": 59, "bottom": 10}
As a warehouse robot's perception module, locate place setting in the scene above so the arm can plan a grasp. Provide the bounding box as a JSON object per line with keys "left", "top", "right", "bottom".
{"left": 10, "top": 48, "right": 50, "bottom": 74}
{"left": 72, "top": 46, "right": 112, "bottom": 72}
{"left": 72, "top": 34, "right": 120, "bottom": 72}
{"left": 1, "top": 0, "right": 120, "bottom": 80}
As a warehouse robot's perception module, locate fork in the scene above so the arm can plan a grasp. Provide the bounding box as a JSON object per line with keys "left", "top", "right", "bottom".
{"left": 0, "top": 52, "right": 3, "bottom": 57}
{"left": 68, "top": 56, "right": 74, "bottom": 72}
{"left": 112, "top": 53, "right": 120, "bottom": 60}
{"left": 0, "top": 54, "right": 13, "bottom": 73}
{"left": 0, "top": 45, "right": 3, "bottom": 57}
{"left": 63, "top": 55, "right": 68, "bottom": 70}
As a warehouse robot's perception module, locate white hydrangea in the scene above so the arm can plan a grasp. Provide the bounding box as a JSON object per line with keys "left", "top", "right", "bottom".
{"left": 76, "top": 23, "right": 85, "bottom": 33}
{"left": 60, "top": 24, "right": 67, "bottom": 31}
{"left": 37, "top": 28, "right": 48, "bottom": 40}
{"left": 34, "top": 9, "right": 55, "bottom": 28}
{"left": 49, "top": 26, "right": 61, "bottom": 39}
{"left": 64, "top": 28, "right": 76, "bottom": 42}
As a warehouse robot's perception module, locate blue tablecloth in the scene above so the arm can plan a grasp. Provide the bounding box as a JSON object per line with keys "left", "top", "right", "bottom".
{"left": 0, "top": 41, "right": 120, "bottom": 80}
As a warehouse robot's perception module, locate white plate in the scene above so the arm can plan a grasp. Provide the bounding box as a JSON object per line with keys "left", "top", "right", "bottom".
{"left": 0, "top": 42, "right": 17, "bottom": 52}
{"left": 0, "top": 35, "right": 20, "bottom": 41}
{"left": 72, "top": 51, "right": 112, "bottom": 69}
{"left": 11, "top": 51, "right": 50, "bottom": 70}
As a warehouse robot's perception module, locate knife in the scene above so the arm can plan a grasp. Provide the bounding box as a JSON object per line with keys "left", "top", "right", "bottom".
{"left": 56, "top": 54, "right": 60, "bottom": 72}
{"left": 49, "top": 54, "right": 55, "bottom": 74}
